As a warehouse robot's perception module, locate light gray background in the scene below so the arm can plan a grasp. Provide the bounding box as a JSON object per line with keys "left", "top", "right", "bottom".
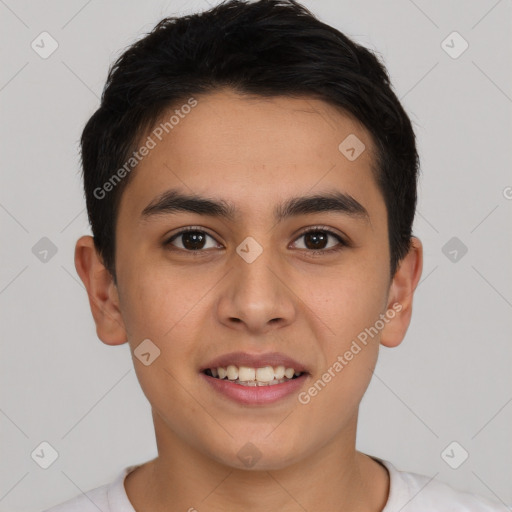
{"left": 1, "top": 1, "right": 511, "bottom": 511}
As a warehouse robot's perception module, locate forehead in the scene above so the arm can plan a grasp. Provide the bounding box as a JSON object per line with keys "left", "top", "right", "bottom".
{"left": 118, "top": 89, "right": 382, "bottom": 223}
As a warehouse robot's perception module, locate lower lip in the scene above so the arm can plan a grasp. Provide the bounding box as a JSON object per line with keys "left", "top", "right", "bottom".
{"left": 200, "top": 372, "right": 308, "bottom": 405}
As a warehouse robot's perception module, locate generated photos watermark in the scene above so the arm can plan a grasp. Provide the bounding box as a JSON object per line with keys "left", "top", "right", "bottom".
{"left": 93, "top": 97, "right": 198, "bottom": 200}
{"left": 298, "top": 302, "right": 403, "bottom": 405}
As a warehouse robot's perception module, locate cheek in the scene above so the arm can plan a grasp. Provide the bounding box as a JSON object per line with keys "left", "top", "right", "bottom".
{"left": 119, "top": 267, "right": 207, "bottom": 342}
{"left": 296, "top": 260, "right": 389, "bottom": 345}
{"left": 118, "top": 271, "right": 207, "bottom": 416}
{"left": 295, "top": 273, "right": 386, "bottom": 430}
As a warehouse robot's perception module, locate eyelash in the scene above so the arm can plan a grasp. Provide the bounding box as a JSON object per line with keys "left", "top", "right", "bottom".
{"left": 164, "top": 225, "right": 348, "bottom": 257}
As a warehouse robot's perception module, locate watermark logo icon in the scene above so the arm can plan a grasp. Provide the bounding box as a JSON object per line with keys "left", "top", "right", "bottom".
{"left": 31, "top": 32, "right": 59, "bottom": 59}
{"left": 31, "top": 441, "right": 59, "bottom": 469}
{"left": 441, "top": 31, "right": 469, "bottom": 59}
{"left": 134, "top": 339, "right": 161, "bottom": 366}
{"left": 442, "top": 237, "right": 468, "bottom": 263}
{"left": 237, "top": 442, "right": 262, "bottom": 468}
{"left": 32, "top": 237, "right": 58, "bottom": 263}
{"left": 441, "top": 441, "right": 469, "bottom": 469}
{"left": 338, "top": 134, "right": 366, "bottom": 161}
{"left": 236, "top": 237, "right": 263, "bottom": 264}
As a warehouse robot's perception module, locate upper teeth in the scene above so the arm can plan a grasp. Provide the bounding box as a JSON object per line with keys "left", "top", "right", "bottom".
{"left": 211, "top": 365, "right": 300, "bottom": 382}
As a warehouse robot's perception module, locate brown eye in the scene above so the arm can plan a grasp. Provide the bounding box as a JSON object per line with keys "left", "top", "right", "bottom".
{"left": 303, "top": 231, "right": 328, "bottom": 250}
{"left": 292, "top": 228, "right": 346, "bottom": 254}
{"left": 166, "top": 228, "right": 220, "bottom": 251}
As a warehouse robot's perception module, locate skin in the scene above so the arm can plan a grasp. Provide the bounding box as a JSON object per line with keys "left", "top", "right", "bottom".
{"left": 75, "top": 89, "right": 423, "bottom": 512}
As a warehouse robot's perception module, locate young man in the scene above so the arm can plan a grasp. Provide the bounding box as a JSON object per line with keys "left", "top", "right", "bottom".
{"left": 45, "top": 0, "right": 504, "bottom": 510}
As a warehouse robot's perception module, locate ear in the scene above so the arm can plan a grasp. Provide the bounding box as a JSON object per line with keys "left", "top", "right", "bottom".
{"left": 380, "top": 236, "right": 423, "bottom": 348}
{"left": 74, "top": 235, "right": 128, "bottom": 345}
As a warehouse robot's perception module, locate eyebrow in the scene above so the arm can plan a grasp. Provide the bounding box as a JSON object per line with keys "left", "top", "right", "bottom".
{"left": 140, "top": 187, "right": 369, "bottom": 223}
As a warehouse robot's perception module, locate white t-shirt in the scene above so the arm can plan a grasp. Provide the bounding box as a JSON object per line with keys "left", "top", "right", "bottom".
{"left": 43, "top": 457, "right": 506, "bottom": 511}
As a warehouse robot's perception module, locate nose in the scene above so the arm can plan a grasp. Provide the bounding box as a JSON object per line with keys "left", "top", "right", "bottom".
{"left": 216, "top": 246, "right": 297, "bottom": 335}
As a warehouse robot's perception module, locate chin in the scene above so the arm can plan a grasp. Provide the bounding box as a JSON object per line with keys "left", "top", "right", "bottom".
{"left": 207, "top": 433, "right": 305, "bottom": 472}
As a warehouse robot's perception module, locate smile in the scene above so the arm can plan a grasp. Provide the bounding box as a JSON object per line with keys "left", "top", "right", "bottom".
{"left": 203, "top": 365, "right": 304, "bottom": 387}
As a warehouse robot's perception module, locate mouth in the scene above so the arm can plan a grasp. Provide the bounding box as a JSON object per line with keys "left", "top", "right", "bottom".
{"left": 202, "top": 365, "right": 305, "bottom": 387}
{"left": 199, "top": 352, "right": 309, "bottom": 405}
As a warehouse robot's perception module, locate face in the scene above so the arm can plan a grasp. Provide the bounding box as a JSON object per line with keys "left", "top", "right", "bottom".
{"left": 85, "top": 89, "right": 417, "bottom": 470}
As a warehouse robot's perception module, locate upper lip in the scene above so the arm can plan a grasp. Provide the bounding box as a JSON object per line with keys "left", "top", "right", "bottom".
{"left": 200, "top": 351, "right": 309, "bottom": 373}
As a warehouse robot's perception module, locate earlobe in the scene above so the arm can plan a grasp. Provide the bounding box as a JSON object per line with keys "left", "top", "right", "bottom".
{"left": 380, "top": 237, "right": 423, "bottom": 348}
{"left": 74, "top": 235, "right": 128, "bottom": 345}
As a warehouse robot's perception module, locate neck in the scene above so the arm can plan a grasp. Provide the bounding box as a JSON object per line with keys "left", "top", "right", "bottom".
{"left": 125, "top": 412, "right": 389, "bottom": 512}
